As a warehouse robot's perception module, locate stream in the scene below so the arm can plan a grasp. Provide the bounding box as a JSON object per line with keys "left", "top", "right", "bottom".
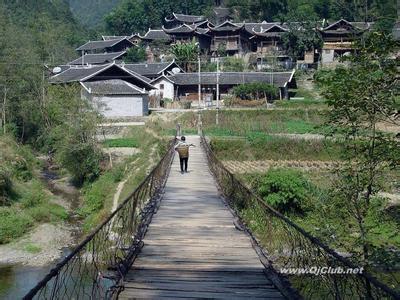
{"left": 0, "top": 161, "right": 82, "bottom": 299}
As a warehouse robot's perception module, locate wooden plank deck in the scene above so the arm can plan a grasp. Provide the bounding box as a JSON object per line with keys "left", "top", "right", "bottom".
{"left": 119, "top": 136, "right": 284, "bottom": 299}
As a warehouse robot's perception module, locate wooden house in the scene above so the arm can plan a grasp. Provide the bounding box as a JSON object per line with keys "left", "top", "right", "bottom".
{"left": 207, "top": 21, "right": 253, "bottom": 56}
{"left": 76, "top": 37, "right": 134, "bottom": 55}
{"left": 319, "top": 19, "right": 373, "bottom": 64}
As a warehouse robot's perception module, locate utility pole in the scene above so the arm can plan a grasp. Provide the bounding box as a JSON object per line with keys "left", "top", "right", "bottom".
{"left": 198, "top": 56, "right": 201, "bottom": 109}
{"left": 216, "top": 57, "right": 220, "bottom": 109}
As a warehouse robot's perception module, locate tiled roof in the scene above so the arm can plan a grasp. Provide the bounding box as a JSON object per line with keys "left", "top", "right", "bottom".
{"left": 163, "top": 24, "right": 195, "bottom": 34}
{"left": 208, "top": 21, "right": 244, "bottom": 32}
{"left": 76, "top": 38, "right": 132, "bottom": 51}
{"left": 68, "top": 52, "right": 126, "bottom": 65}
{"left": 49, "top": 63, "right": 154, "bottom": 89}
{"left": 123, "top": 61, "right": 181, "bottom": 77}
{"left": 168, "top": 71, "right": 295, "bottom": 87}
{"left": 167, "top": 13, "right": 206, "bottom": 24}
{"left": 50, "top": 65, "right": 108, "bottom": 83}
{"left": 102, "top": 35, "right": 128, "bottom": 41}
{"left": 81, "top": 79, "right": 147, "bottom": 95}
{"left": 140, "top": 29, "right": 171, "bottom": 40}
{"left": 321, "top": 19, "right": 373, "bottom": 31}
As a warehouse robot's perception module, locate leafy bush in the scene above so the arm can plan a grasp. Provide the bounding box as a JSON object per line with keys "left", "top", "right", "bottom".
{"left": 221, "top": 57, "right": 245, "bottom": 72}
{"left": 258, "top": 168, "right": 312, "bottom": 213}
{"left": 0, "top": 207, "right": 33, "bottom": 244}
{"left": 123, "top": 45, "right": 146, "bottom": 63}
{"left": 232, "top": 83, "right": 279, "bottom": 101}
{"left": 20, "top": 181, "right": 48, "bottom": 208}
{"left": 103, "top": 138, "right": 139, "bottom": 148}
{"left": 0, "top": 167, "right": 13, "bottom": 205}
{"left": 27, "top": 203, "right": 68, "bottom": 222}
{"left": 160, "top": 98, "right": 172, "bottom": 108}
{"left": 12, "top": 156, "right": 32, "bottom": 181}
{"left": 182, "top": 101, "right": 192, "bottom": 109}
{"left": 57, "top": 141, "right": 103, "bottom": 185}
{"left": 79, "top": 172, "right": 117, "bottom": 224}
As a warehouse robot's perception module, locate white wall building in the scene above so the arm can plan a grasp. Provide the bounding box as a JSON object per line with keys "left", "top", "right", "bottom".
{"left": 81, "top": 80, "right": 149, "bottom": 118}
{"left": 149, "top": 75, "right": 175, "bottom": 100}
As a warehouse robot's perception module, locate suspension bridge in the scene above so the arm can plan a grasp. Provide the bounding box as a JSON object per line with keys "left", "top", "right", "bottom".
{"left": 24, "top": 132, "right": 399, "bottom": 299}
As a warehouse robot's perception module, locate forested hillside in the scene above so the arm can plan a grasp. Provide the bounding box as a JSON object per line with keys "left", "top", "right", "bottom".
{"left": 105, "top": 0, "right": 397, "bottom": 35}
{"left": 68, "top": 0, "right": 122, "bottom": 28}
{"left": 0, "top": 0, "right": 88, "bottom": 143}
{"left": 0, "top": 0, "right": 97, "bottom": 245}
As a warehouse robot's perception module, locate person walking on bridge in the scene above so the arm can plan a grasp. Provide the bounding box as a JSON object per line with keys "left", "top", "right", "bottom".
{"left": 174, "top": 136, "right": 195, "bottom": 174}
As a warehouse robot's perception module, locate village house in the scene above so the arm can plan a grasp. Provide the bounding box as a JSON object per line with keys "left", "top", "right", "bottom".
{"left": 149, "top": 70, "right": 296, "bottom": 102}
{"left": 76, "top": 37, "right": 134, "bottom": 55}
{"left": 162, "top": 24, "right": 211, "bottom": 51}
{"left": 139, "top": 29, "right": 172, "bottom": 43}
{"left": 50, "top": 63, "right": 155, "bottom": 118}
{"left": 207, "top": 21, "right": 253, "bottom": 56}
{"left": 81, "top": 80, "right": 149, "bottom": 118}
{"left": 122, "top": 61, "right": 183, "bottom": 80}
{"left": 102, "top": 34, "right": 142, "bottom": 45}
{"left": 68, "top": 51, "right": 126, "bottom": 65}
{"left": 319, "top": 19, "right": 373, "bottom": 64}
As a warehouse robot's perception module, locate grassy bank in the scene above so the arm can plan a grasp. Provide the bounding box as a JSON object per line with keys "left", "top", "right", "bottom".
{"left": 79, "top": 123, "right": 171, "bottom": 232}
{"left": 0, "top": 135, "right": 68, "bottom": 244}
{"left": 210, "top": 135, "right": 341, "bottom": 161}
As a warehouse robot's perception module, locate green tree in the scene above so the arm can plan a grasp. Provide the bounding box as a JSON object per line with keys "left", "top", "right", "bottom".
{"left": 317, "top": 32, "right": 399, "bottom": 268}
{"left": 169, "top": 41, "right": 199, "bottom": 72}
{"left": 221, "top": 57, "right": 245, "bottom": 72}
{"left": 232, "top": 83, "right": 278, "bottom": 101}
{"left": 46, "top": 85, "right": 103, "bottom": 185}
{"left": 124, "top": 45, "right": 147, "bottom": 63}
{"left": 105, "top": 0, "right": 214, "bottom": 35}
{"left": 281, "top": 9, "right": 323, "bottom": 60}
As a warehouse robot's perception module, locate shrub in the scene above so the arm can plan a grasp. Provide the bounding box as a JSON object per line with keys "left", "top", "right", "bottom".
{"left": 27, "top": 203, "right": 68, "bottom": 222}
{"left": 160, "top": 98, "right": 172, "bottom": 108}
{"left": 0, "top": 167, "right": 13, "bottom": 205}
{"left": 221, "top": 57, "right": 245, "bottom": 72}
{"left": 0, "top": 207, "right": 33, "bottom": 244}
{"left": 12, "top": 156, "right": 32, "bottom": 181}
{"left": 232, "top": 83, "right": 279, "bottom": 101}
{"left": 182, "top": 101, "right": 192, "bottom": 109}
{"left": 123, "top": 45, "right": 146, "bottom": 63}
{"left": 103, "top": 138, "right": 139, "bottom": 148}
{"left": 20, "top": 181, "right": 48, "bottom": 208}
{"left": 57, "top": 141, "right": 103, "bottom": 185}
{"left": 258, "top": 168, "right": 312, "bottom": 213}
{"left": 80, "top": 172, "right": 116, "bottom": 219}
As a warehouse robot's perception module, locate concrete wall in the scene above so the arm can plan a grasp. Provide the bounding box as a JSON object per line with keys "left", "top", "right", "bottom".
{"left": 321, "top": 49, "right": 334, "bottom": 63}
{"left": 150, "top": 79, "right": 174, "bottom": 99}
{"left": 91, "top": 95, "right": 148, "bottom": 118}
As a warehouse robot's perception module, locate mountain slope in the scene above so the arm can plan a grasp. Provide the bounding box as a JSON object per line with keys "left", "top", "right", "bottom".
{"left": 68, "top": 0, "right": 122, "bottom": 28}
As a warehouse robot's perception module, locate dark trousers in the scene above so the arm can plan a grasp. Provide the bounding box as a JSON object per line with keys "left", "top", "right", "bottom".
{"left": 179, "top": 157, "right": 188, "bottom": 172}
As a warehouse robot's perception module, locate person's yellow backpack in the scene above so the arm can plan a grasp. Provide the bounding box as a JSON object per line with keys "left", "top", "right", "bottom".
{"left": 176, "top": 144, "right": 189, "bottom": 158}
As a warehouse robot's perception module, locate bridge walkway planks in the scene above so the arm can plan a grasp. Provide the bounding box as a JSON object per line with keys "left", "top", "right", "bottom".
{"left": 119, "top": 135, "right": 285, "bottom": 299}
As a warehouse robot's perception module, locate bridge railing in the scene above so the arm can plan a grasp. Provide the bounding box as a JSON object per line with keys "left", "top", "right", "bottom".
{"left": 200, "top": 134, "right": 399, "bottom": 300}
{"left": 24, "top": 135, "right": 177, "bottom": 300}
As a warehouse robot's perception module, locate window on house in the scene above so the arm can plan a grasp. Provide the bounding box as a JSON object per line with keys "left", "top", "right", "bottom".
{"left": 160, "top": 84, "right": 164, "bottom": 90}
